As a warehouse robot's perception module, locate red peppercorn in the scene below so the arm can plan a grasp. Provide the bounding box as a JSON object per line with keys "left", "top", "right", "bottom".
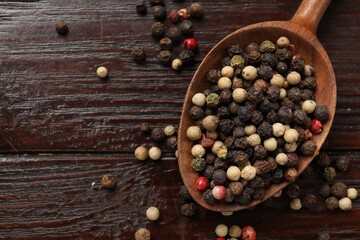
{"left": 178, "top": 8, "right": 190, "bottom": 20}
{"left": 196, "top": 176, "right": 209, "bottom": 191}
{"left": 199, "top": 134, "right": 214, "bottom": 148}
{"left": 311, "top": 119, "right": 323, "bottom": 134}
{"left": 242, "top": 226, "right": 257, "bottom": 240}
{"left": 183, "top": 38, "right": 198, "bottom": 51}
{"left": 304, "top": 129, "right": 313, "bottom": 140}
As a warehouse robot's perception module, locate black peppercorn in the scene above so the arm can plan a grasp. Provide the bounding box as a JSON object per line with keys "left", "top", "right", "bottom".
{"left": 151, "top": 127, "right": 165, "bottom": 142}
{"left": 219, "top": 89, "right": 232, "bottom": 105}
{"left": 276, "top": 61, "right": 288, "bottom": 75}
{"left": 245, "top": 42, "right": 260, "bottom": 53}
{"left": 266, "top": 86, "right": 280, "bottom": 102}
{"left": 331, "top": 182, "right": 348, "bottom": 198}
{"left": 214, "top": 158, "right": 229, "bottom": 170}
{"left": 165, "top": 27, "right": 181, "bottom": 42}
{"left": 166, "top": 136, "right": 177, "bottom": 150}
{"left": 319, "top": 183, "right": 331, "bottom": 197}
{"left": 217, "top": 106, "right": 231, "bottom": 120}
{"left": 287, "top": 87, "right": 302, "bottom": 103}
{"left": 247, "top": 87, "right": 264, "bottom": 104}
{"left": 291, "top": 57, "right": 305, "bottom": 73}
{"left": 313, "top": 105, "right": 329, "bottom": 122}
{"left": 135, "top": 0, "right": 147, "bottom": 15}
{"left": 257, "top": 65, "right": 273, "bottom": 81}
{"left": 265, "top": 110, "right": 278, "bottom": 124}
{"left": 272, "top": 168, "right": 284, "bottom": 184}
{"left": 275, "top": 48, "right": 292, "bottom": 63}
{"left": 181, "top": 202, "right": 198, "bottom": 217}
{"left": 246, "top": 50, "right": 261, "bottom": 66}
{"left": 277, "top": 106, "right": 293, "bottom": 124}
{"left": 251, "top": 110, "right": 264, "bottom": 125}
{"left": 249, "top": 176, "right": 265, "bottom": 188}
{"left": 205, "top": 153, "right": 216, "bottom": 165}
{"left": 179, "top": 20, "right": 193, "bottom": 36}
{"left": 256, "top": 121, "right": 273, "bottom": 139}
{"left": 299, "top": 76, "right": 317, "bottom": 90}
{"left": 221, "top": 56, "right": 231, "bottom": 66}
{"left": 316, "top": 152, "right": 332, "bottom": 167}
{"left": 286, "top": 183, "right": 300, "bottom": 198}
{"left": 232, "top": 150, "right": 249, "bottom": 168}
{"left": 179, "top": 49, "right": 195, "bottom": 64}
{"left": 300, "top": 140, "right": 317, "bottom": 156}
{"left": 132, "top": 46, "right": 146, "bottom": 62}
{"left": 189, "top": 2, "right": 204, "bottom": 18}
{"left": 151, "top": 22, "right": 165, "bottom": 38}
{"left": 149, "top": 0, "right": 164, "bottom": 6}
{"left": 302, "top": 193, "right": 317, "bottom": 209}
{"left": 301, "top": 89, "right": 315, "bottom": 101}
{"left": 224, "top": 136, "right": 234, "bottom": 148}
{"left": 55, "top": 20, "right": 69, "bottom": 35}
{"left": 335, "top": 155, "right": 349, "bottom": 172}
{"left": 203, "top": 165, "right": 214, "bottom": 179}
{"left": 252, "top": 187, "right": 265, "bottom": 200}
{"left": 158, "top": 50, "right": 172, "bottom": 65}
{"left": 203, "top": 189, "right": 216, "bottom": 204}
{"left": 267, "top": 156, "right": 277, "bottom": 171}
{"left": 224, "top": 189, "right": 235, "bottom": 203}
{"left": 235, "top": 192, "right": 251, "bottom": 205}
{"left": 280, "top": 98, "right": 295, "bottom": 110}
{"left": 325, "top": 196, "right": 339, "bottom": 211}
{"left": 286, "top": 153, "right": 299, "bottom": 167}
{"left": 228, "top": 101, "right": 240, "bottom": 115}
{"left": 237, "top": 106, "right": 252, "bottom": 121}
{"left": 228, "top": 45, "right": 243, "bottom": 57}
{"left": 140, "top": 122, "right": 151, "bottom": 133}
{"left": 179, "top": 185, "right": 193, "bottom": 201}
{"left": 254, "top": 145, "right": 268, "bottom": 160}
{"left": 292, "top": 109, "right": 307, "bottom": 126}
{"left": 233, "top": 138, "right": 250, "bottom": 150}
{"left": 207, "top": 69, "right": 221, "bottom": 84}
{"left": 189, "top": 106, "right": 204, "bottom": 120}
{"left": 233, "top": 126, "right": 246, "bottom": 138}
{"left": 253, "top": 160, "right": 270, "bottom": 175}
{"left": 261, "top": 53, "right": 277, "bottom": 68}
{"left": 152, "top": 6, "right": 166, "bottom": 20}
{"left": 159, "top": 37, "right": 172, "bottom": 50}
{"left": 276, "top": 137, "right": 286, "bottom": 148}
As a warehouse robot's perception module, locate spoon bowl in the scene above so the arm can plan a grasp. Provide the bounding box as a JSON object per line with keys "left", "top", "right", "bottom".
{"left": 178, "top": 0, "right": 336, "bottom": 212}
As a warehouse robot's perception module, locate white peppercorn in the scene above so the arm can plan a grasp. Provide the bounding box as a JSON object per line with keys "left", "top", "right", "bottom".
{"left": 146, "top": 206, "right": 160, "bottom": 220}
{"left": 135, "top": 228, "right": 151, "bottom": 240}
{"left": 203, "top": 115, "right": 219, "bottom": 131}
{"left": 186, "top": 126, "right": 202, "bottom": 140}
{"left": 218, "top": 77, "right": 232, "bottom": 90}
{"left": 290, "top": 198, "right": 302, "bottom": 210}
{"left": 276, "top": 153, "right": 288, "bottom": 165}
{"left": 135, "top": 146, "right": 149, "bottom": 161}
{"left": 338, "top": 197, "right": 352, "bottom": 211}
{"left": 287, "top": 71, "right": 301, "bottom": 85}
{"left": 96, "top": 66, "right": 108, "bottom": 78}
{"left": 264, "top": 137, "right": 277, "bottom": 151}
{"left": 347, "top": 188, "right": 358, "bottom": 200}
{"left": 279, "top": 88, "right": 287, "bottom": 99}
{"left": 175, "top": 150, "right": 178, "bottom": 158}
{"left": 211, "top": 141, "right": 225, "bottom": 154}
{"left": 172, "top": 58, "right": 183, "bottom": 71}
{"left": 207, "top": 130, "right": 218, "bottom": 140}
{"left": 227, "top": 166, "right": 241, "bottom": 181}
{"left": 191, "top": 144, "right": 206, "bottom": 157}
{"left": 276, "top": 36, "right": 290, "bottom": 48}
{"left": 247, "top": 134, "right": 261, "bottom": 147}
{"left": 221, "top": 66, "right": 235, "bottom": 78}
{"left": 242, "top": 65, "right": 257, "bottom": 80}
{"left": 303, "top": 64, "right": 314, "bottom": 77}
{"left": 270, "top": 74, "right": 285, "bottom": 87}
{"left": 215, "top": 224, "right": 228, "bottom": 237}
{"left": 221, "top": 211, "right": 233, "bottom": 216}
{"left": 284, "top": 128, "right": 299, "bottom": 143}
{"left": 192, "top": 93, "right": 206, "bottom": 107}
{"left": 273, "top": 189, "right": 282, "bottom": 197}
{"left": 272, "top": 122, "right": 285, "bottom": 137}
{"left": 232, "top": 88, "right": 247, "bottom": 103}
{"left": 284, "top": 142, "right": 297, "bottom": 153}
{"left": 149, "top": 147, "right": 161, "bottom": 160}
{"left": 164, "top": 125, "right": 176, "bottom": 137}
{"left": 244, "top": 124, "right": 257, "bottom": 136}
{"left": 302, "top": 100, "right": 317, "bottom": 114}
{"left": 229, "top": 225, "right": 242, "bottom": 238}
{"left": 241, "top": 166, "right": 256, "bottom": 180}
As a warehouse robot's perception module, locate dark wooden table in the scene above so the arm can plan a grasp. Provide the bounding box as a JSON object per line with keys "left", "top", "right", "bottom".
{"left": 0, "top": 0, "right": 359, "bottom": 239}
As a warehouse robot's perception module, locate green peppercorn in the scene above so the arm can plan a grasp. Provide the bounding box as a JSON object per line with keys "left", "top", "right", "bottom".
{"left": 206, "top": 93, "right": 220, "bottom": 108}
{"left": 323, "top": 167, "right": 336, "bottom": 182}
{"left": 191, "top": 157, "right": 206, "bottom": 171}
{"left": 101, "top": 174, "right": 117, "bottom": 189}
{"left": 230, "top": 55, "right": 245, "bottom": 69}
{"left": 259, "top": 40, "right": 276, "bottom": 53}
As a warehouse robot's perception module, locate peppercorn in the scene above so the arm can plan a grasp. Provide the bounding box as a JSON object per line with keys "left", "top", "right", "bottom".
{"left": 101, "top": 174, "right": 117, "bottom": 189}
{"left": 259, "top": 40, "right": 276, "bottom": 53}
{"left": 55, "top": 20, "right": 69, "bottom": 35}
{"left": 339, "top": 197, "right": 352, "bottom": 211}
{"left": 299, "top": 76, "right": 317, "bottom": 90}
{"left": 212, "top": 169, "right": 227, "bottom": 185}
{"left": 212, "top": 185, "right": 227, "bottom": 200}
{"left": 152, "top": 6, "right": 166, "bottom": 20}
{"left": 177, "top": 8, "right": 190, "bottom": 21}
{"left": 291, "top": 57, "right": 305, "bottom": 73}
{"left": 284, "top": 167, "right": 298, "bottom": 182}
{"left": 149, "top": 0, "right": 164, "bottom": 6}
{"left": 276, "top": 61, "right": 288, "bottom": 75}
{"left": 275, "top": 48, "right": 292, "bottom": 63}
{"left": 179, "top": 185, "right": 193, "bottom": 201}
{"left": 189, "top": 2, "right": 204, "bottom": 18}
{"left": 324, "top": 197, "right": 338, "bottom": 212}
{"left": 335, "top": 155, "right": 350, "bottom": 172}
{"left": 300, "top": 140, "right": 317, "bottom": 156}
{"left": 157, "top": 50, "right": 172, "bottom": 65}
{"left": 313, "top": 105, "right": 329, "bottom": 122}
{"left": 146, "top": 206, "right": 160, "bottom": 221}
{"left": 131, "top": 46, "right": 146, "bottom": 62}
{"left": 271, "top": 168, "right": 284, "bottom": 183}
{"left": 319, "top": 183, "right": 331, "bottom": 197}
{"left": 245, "top": 50, "right": 261, "bottom": 66}
{"left": 286, "top": 183, "right": 300, "bottom": 198}
{"left": 151, "top": 22, "right": 165, "bottom": 38}
{"left": 150, "top": 127, "right": 164, "bottom": 142}
{"left": 257, "top": 65, "right": 273, "bottom": 81}
{"left": 331, "top": 182, "right": 348, "bottom": 198}
{"left": 134, "top": 146, "right": 149, "bottom": 161}
{"left": 135, "top": 0, "right": 147, "bottom": 15}
{"left": 315, "top": 152, "right": 331, "bottom": 167}
{"left": 149, "top": 146, "right": 161, "bottom": 160}
{"left": 290, "top": 198, "right": 302, "bottom": 210}
{"left": 218, "top": 77, "right": 232, "bottom": 90}
{"left": 304, "top": 64, "right": 315, "bottom": 77}
{"left": 241, "top": 166, "right": 256, "bottom": 181}
{"left": 251, "top": 110, "right": 264, "bottom": 125}
{"left": 165, "top": 27, "right": 181, "bottom": 42}
{"left": 181, "top": 202, "right": 198, "bottom": 217}
{"left": 96, "top": 66, "right": 108, "bottom": 79}
{"left": 302, "top": 193, "right": 317, "bottom": 209}
{"left": 159, "top": 37, "right": 173, "bottom": 50}
{"left": 253, "top": 145, "right": 267, "bottom": 159}
{"left": 165, "top": 136, "right": 177, "bottom": 150}
{"left": 347, "top": 188, "right": 358, "bottom": 200}
{"left": 215, "top": 224, "right": 228, "bottom": 238}
{"left": 202, "top": 189, "right": 215, "bottom": 204}
{"left": 179, "top": 49, "right": 195, "bottom": 64}
{"left": 228, "top": 44, "right": 243, "bottom": 57}
{"left": 277, "top": 106, "right": 292, "bottom": 124}
{"left": 179, "top": 20, "right": 193, "bottom": 36}
{"left": 323, "top": 166, "right": 336, "bottom": 182}
{"left": 261, "top": 53, "right": 277, "bottom": 68}
{"left": 168, "top": 9, "right": 180, "bottom": 23}
{"left": 135, "top": 228, "right": 151, "bottom": 240}
{"left": 235, "top": 192, "right": 251, "bottom": 205}
{"left": 207, "top": 69, "right": 221, "bottom": 84}
{"left": 139, "top": 122, "right": 151, "bottom": 133}
{"left": 191, "top": 157, "right": 206, "bottom": 172}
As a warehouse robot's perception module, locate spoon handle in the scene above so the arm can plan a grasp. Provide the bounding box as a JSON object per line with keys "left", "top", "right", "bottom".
{"left": 291, "top": 0, "right": 332, "bottom": 34}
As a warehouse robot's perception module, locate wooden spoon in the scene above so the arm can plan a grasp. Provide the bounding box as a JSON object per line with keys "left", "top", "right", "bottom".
{"left": 178, "top": 0, "right": 336, "bottom": 212}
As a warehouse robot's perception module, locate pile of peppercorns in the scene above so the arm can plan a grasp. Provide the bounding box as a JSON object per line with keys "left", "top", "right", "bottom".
{"left": 133, "top": 0, "right": 204, "bottom": 71}
{"left": 186, "top": 36, "right": 330, "bottom": 206}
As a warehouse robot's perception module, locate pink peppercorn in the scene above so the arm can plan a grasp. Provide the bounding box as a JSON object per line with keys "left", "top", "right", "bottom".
{"left": 183, "top": 38, "right": 198, "bottom": 51}
{"left": 177, "top": 8, "right": 190, "bottom": 20}
{"left": 242, "top": 226, "right": 257, "bottom": 240}
{"left": 199, "top": 134, "right": 214, "bottom": 148}
{"left": 212, "top": 186, "right": 227, "bottom": 200}
{"left": 311, "top": 119, "right": 323, "bottom": 134}
{"left": 196, "top": 176, "right": 209, "bottom": 191}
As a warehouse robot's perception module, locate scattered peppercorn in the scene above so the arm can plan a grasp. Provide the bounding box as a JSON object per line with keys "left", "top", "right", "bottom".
{"left": 323, "top": 167, "right": 336, "bottom": 182}
{"left": 152, "top": 6, "right": 166, "bottom": 20}
{"left": 331, "top": 182, "right": 348, "bottom": 198}
{"left": 325, "top": 196, "right": 339, "bottom": 211}
{"left": 335, "top": 155, "right": 350, "bottom": 172}
{"left": 135, "top": 0, "right": 147, "bottom": 15}
{"left": 101, "top": 174, "right": 117, "bottom": 189}
{"left": 151, "top": 22, "right": 165, "bottom": 38}
{"left": 55, "top": 20, "right": 69, "bottom": 35}
{"left": 140, "top": 122, "right": 151, "bottom": 133}
{"left": 135, "top": 228, "right": 151, "bottom": 240}
{"left": 181, "top": 202, "right": 199, "bottom": 217}
{"left": 179, "top": 20, "right": 193, "bottom": 36}
{"left": 132, "top": 46, "right": 146, "bottom": 61}
{"left": 96, "top": 66, "right": 108, "bottom": 79}
{"left": 189, "top": 2, "right": 204, "bottom": 18}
